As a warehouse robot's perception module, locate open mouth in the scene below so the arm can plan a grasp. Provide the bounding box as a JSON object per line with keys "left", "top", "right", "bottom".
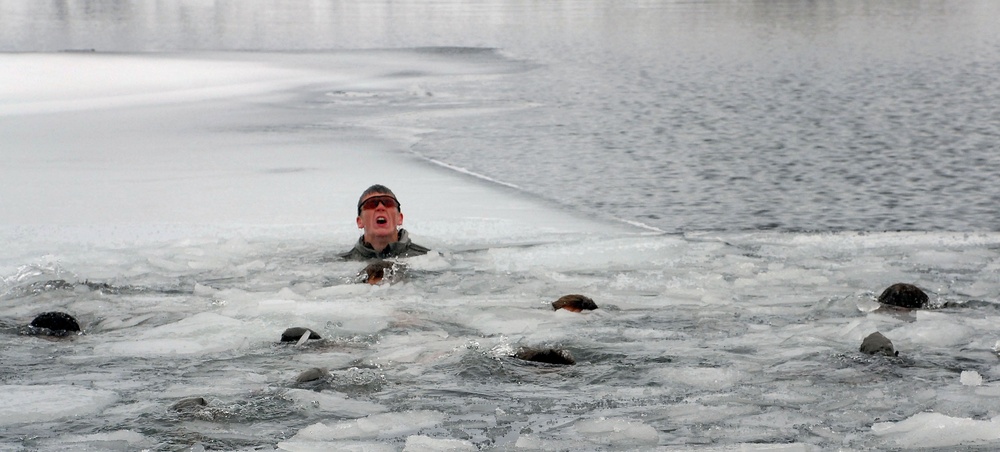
{"left": 376, "top": 216, "right": 388, "bottom": 225}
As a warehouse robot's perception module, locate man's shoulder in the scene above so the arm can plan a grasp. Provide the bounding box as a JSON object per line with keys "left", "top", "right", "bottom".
{"left": 393, "top": 229, "right": 430, "bottom": 257}
{"left": 340, "top": 237, "right": 377, "bottom": 261}
{"left": 339, "top": 248, "right": 369, "bottom": 261}
{"left": 399, "top": 241, "right": 430, "bottom": 257}
{"left": 340, "top": 232, "right": 432, "bottom": 260}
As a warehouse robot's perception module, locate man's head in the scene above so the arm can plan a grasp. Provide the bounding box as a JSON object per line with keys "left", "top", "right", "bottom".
{"left": 356, "top": 184, "right": 404, "bottom": 247}
{"left": 551, "top": 294, "right": 598, "bottom": 312}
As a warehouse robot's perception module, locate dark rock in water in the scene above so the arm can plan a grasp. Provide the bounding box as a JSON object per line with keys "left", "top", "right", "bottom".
{"left": 296, "top": 367, "right": 330, "bottom": 382}
{"left": 24, "top": 311, "right": 81, "bottom": 336}
{"left": 514, "top": 347, "right": 576, "bottom": 365}
{"left": 877, "top": 283, "right": 929, "bottom": 309}
{"left": 170, "top": 397, "right": 207, "bottom": 412}
{"left": 30, "top": 312, "right": 80, "bottom": 331}
{"left": 860, "top": 332, "right": 897, "bottom": 356}
{"left": 551, "top": 294, "right": 598, "bottom": 312}
{"left": 281, "top": 327, "right": 321, "bottom": 342}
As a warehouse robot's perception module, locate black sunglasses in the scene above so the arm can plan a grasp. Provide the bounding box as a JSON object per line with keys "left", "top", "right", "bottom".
{"left": 358, "top": 195, "right": 399, "bottom": 214}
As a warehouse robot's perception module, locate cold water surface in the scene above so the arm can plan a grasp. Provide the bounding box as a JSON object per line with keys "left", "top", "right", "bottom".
{"left": 3, "top": 0, "right": 1000, "bottom": 231}
{"left": 4, "top": 1, "right": 1000, "bottom": 450}
{"left": 3, "top": 230, "right": 1000, "bottom": 450}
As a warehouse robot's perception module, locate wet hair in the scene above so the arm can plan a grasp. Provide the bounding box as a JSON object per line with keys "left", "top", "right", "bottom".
{"left": 357, "top": 184, "right": 401, "bottom": 215}
{"left": 877, "top": 283, "right": 928, "bottom": 309}
{"left": 552, "top": 294, "right": 598, "bottom": 312}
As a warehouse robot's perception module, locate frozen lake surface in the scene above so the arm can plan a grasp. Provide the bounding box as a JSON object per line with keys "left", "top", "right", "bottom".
{"left": 3, "top": 1, "right": 1000, "bottom": 450}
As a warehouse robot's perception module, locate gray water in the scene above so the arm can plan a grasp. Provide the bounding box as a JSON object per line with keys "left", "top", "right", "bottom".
{"left": 4, "top": 0, "right": 999, "bottom": 232}
{"left": 5, "top": 1, "right": 1000, "bottom": 451}
{"left": 4, "top": 231, "right": 1000, "bottom": 451}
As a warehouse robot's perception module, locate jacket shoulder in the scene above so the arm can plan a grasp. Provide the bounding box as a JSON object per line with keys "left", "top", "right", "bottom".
{"left": 402, "top": 242, "right": 431, "bottom": 257}
{"left": 340, "top": 240, "right": 376, "bottom": 261}
{"left": 339, "top": 249, "right": 366, "bottom": 261}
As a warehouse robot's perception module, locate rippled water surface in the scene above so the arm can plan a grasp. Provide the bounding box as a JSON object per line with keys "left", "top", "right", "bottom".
{"left": 4, "top": 0, "right": 999, "bottom": 231}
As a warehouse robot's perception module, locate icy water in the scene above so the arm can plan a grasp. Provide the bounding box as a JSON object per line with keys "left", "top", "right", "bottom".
{"left": 5, "top": 0, "right": 999, "bottom": 232}
{"left": 3, "top": 1, "right": 1000, "bottom": 451}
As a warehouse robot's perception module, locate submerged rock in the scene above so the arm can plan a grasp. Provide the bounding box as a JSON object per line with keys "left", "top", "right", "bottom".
{"left": 551, "top": 294, "right": 598, "bottom": 312}
{"left": 860, "top": 332, "right": 897, "bottom": 356}
{"left": 514, "top": 347, "right": 576, "bottom": 365}
{"left": 877, "top": 283, "right": 929, "bottom": 309}
{"left": 169, "top": 397, "right": 207, "bottom": 412}
{"left": 22, "top": 311, "right": 81, "bottom": 336}
{"left": 296, "top": 367, "right": 330, "bottom": 383}
{"left": 280, "top": 327, "right": 321, "bottom": 342}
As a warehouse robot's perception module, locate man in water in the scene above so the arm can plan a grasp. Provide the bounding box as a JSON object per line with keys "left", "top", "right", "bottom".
{"left": 340, "top": 184, "right": 430, "bottom": 260}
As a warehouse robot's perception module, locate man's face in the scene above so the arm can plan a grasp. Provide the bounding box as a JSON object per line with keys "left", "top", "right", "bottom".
{"left": 356, "top": 193, "right": 403, "bottom": 239}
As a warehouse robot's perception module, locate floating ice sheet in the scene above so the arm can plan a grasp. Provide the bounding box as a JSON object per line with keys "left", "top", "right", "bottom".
{"left": 873, "top": 412, "right": 1000, "bottom": 448}
{"left": 0, "top": 385, "right": 117, "bottom": 427}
